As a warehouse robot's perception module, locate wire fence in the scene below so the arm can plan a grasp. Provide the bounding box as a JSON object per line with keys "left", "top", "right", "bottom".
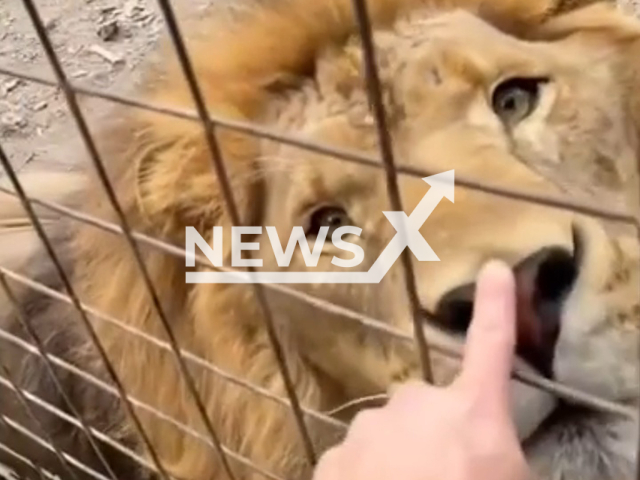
{"left": 0, "top": 0, "right": 639, "bottom": 479}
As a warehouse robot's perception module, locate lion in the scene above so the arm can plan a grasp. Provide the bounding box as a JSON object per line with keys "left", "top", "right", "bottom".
{"left": 0, "top": 0, "right": 638, "bottom": 479}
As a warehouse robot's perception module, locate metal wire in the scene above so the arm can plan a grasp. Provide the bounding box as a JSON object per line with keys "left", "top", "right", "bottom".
{"left": 0, "top": 66, "right": 635, "bottom": 228}
{"left": 0, "top": 273, "right": 121, "bottom": 480}
{"left": 0, "top": 442, "right": 52, "bottom": 480}
{"left": 0, "top": 181, "right": 636, "bottom": 418}
{"left": 633, "top": 139, "right": 640, "bottom": 480}
{"left": 19, "top": 1, "right": 241, "bottom": 477}
{"left": 0, "top": 142, "right": 173, "bottom": 480}
{"left": 0, "top": 0, "right": 638, "bottom": 478}
{"left": 350, "top": 0, "right": 433, "bottom": 383}
{"left": 2, "top": 299, "right": 631, "bottom": 480}
{"left": 0, "top": 364, "right": 82, "bottom": 480}
{"left": 151, "top": 0, "right": 317, "bottom": 465}
{"left": 0, "top": 374, "right": 171, "bottom": 480}
{"left": 0, "top": 264, "right": 345, "bottom": 432}
{"left": 0, "top": 251, "right": 635, "bottom": 421}
{"left": 0, "top": 330, "right": 286, "bottom": 480}
{"left": 0, "top": 186, "right": 416, "bottom": 348}
{"left": 0, "top": 412, "right": 111, "bottom": 480}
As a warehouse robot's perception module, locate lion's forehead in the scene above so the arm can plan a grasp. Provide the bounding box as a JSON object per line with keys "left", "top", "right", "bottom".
{"left": 265, "top": 7, "right": 636, "bottom": 218}
{"left": 268, "top": 8, "right": 548, "bottom": 142}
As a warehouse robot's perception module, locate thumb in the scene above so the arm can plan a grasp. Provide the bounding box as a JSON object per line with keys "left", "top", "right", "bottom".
{"left": 455, "top": 260, "right": 517, "bottom": 411}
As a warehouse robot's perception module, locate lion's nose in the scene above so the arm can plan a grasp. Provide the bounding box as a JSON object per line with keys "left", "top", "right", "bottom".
{"left": 433, "top": 247, "right": 578, "bottom": 377}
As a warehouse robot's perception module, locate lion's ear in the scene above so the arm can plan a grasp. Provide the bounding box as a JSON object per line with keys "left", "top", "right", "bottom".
{"left": 130, "top": 113, "right": 263, "bottom": 236}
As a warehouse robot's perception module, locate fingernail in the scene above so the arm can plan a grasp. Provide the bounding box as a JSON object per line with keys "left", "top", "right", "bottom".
{"left": 479, "top": 259, "right": 512, "bottom": 282}
{"left": 475, "top": 259, "right": 516, "bottom": 328}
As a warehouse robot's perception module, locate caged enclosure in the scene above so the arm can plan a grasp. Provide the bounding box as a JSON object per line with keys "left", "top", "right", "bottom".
{"left": 0, "top": 0, "right": 640, "bottom": 480}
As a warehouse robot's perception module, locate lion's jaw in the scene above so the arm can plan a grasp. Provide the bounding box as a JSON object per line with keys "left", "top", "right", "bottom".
{"left": 225, "top": 7, "right": 640, "bottom": 479}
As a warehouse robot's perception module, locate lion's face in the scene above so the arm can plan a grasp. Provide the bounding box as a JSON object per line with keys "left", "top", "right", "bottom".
{"left": 188, "top": 7, "right": 639, "bottom": 474}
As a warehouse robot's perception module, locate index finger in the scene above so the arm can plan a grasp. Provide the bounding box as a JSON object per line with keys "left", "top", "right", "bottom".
{"left": 455, "top": 260, "right": 517, "bottom": 410}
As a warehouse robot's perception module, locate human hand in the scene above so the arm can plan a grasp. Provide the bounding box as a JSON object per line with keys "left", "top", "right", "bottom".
{"left": 312, "top": 260, "right": 532, "bottom": 480}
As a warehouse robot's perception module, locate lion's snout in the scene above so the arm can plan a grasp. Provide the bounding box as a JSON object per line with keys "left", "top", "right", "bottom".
{"left": 512, "top": 246, "right": 578, "bottom": 377}
{"left": 432, "top": 245, "right": 578, "bottom": 377}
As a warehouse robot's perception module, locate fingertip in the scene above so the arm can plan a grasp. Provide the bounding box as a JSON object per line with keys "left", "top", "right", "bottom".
{"left": 457, "top": 259, "right": 517, "bottom": 404}
{"left": 312, "top": 446, "right": 343, "bottom": 480}
{"left": 477, "top": 260, "right": 515, "bottom": 293}
{"left": 473, "top": 259, "right": 516, "bottom": 328}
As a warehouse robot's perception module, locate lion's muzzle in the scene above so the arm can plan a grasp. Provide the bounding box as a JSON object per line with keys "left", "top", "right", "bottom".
{"left": 432, "top": 244, "right": 580, "bottom": 378}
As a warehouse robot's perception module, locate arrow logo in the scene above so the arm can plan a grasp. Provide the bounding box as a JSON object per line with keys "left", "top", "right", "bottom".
{"left": 186, "top": 170, "right": 455, "bottom": 284}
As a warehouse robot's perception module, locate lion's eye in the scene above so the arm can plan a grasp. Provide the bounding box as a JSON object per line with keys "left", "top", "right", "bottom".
{"left": 491, "top": 77, "right": 545, "bottom": 125}
{"left": 306, "top": 206, "right": 352, "bottom": 237}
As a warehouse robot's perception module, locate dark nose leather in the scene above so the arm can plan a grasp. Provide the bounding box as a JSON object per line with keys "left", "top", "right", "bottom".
{"left": 433, "top": 247, "right": 578, "bottom": 377}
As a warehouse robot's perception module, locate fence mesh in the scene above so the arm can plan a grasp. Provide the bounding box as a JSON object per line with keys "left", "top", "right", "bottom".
{"left": 0, "top": 0, "right": 639, "bottom": 479}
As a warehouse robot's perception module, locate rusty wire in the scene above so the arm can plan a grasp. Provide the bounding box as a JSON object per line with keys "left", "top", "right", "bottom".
{"left": 0, "top": 0, "right": 639, "bottom": 479}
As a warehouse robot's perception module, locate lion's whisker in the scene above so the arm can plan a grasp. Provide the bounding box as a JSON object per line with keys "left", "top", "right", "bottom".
{"left": 323, "top": 394, "right": 389, "bottom": 416}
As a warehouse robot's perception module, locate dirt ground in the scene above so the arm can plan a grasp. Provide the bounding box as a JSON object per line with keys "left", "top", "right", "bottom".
{"left": 0, "top": 0, "right": 639, "bottom": 478}
{"left": 0, "top": 0, "right": 225, "bottom": 177}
